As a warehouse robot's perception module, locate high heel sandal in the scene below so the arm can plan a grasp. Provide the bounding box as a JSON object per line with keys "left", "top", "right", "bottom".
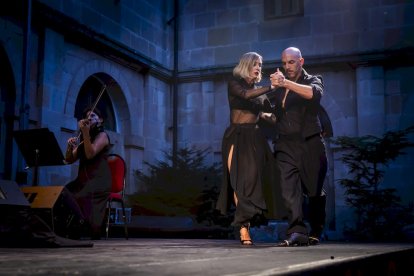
{"left": 240, "top": 223, "right": 253, "bottom": 246}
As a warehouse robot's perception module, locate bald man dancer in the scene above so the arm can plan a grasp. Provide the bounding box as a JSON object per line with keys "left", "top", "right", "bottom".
{"left": 270, "top": 47, "right": 328, "bottom": 246}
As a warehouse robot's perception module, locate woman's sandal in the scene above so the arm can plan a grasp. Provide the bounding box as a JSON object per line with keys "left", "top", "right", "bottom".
{"left": 240, "top": 223, "right": 253, "bottom": 245}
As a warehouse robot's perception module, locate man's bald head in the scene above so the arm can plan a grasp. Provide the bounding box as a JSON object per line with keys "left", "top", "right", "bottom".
{"left": 282, "top": 47, "right": 302, "bottom": 59}
{"left": 281, "top": 47, "right": 304, "bottom": 81}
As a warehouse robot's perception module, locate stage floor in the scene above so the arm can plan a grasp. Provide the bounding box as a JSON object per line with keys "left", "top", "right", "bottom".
{"left": 1, "top": 239, "right": 413, "bottom": 275}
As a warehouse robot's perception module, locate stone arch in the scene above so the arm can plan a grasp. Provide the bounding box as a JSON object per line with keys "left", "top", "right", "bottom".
{"left": 63, "top": 59, "right": 143, "bottom": 193}
{"left": 65, "top": 59, "right": 132, "bottom": 135}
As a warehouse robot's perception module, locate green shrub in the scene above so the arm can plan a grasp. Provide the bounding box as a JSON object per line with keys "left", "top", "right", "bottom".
{"left": 333, "top": 126, "right": 414, "bottom": 241}
{"left": 128, "top": 147, "right": 232, "bottom": 226}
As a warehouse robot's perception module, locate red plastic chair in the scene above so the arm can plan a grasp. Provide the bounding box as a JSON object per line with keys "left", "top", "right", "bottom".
{"left": 105, "top": 153, "right": 129, "bottom": 239}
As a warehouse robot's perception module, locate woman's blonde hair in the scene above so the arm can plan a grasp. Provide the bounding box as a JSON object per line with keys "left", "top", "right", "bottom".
{"left": 233, "top": 52, "right": 262, "bottom": 83}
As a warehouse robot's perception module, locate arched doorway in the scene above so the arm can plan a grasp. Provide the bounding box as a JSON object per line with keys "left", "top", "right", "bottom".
{"left": 0, "top": 46, "right": 16, "bottom": 180}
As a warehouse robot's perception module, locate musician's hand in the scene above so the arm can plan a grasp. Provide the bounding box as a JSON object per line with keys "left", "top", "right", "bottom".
{"left": 67, "top": 137, "right": 79, "bottom": 148}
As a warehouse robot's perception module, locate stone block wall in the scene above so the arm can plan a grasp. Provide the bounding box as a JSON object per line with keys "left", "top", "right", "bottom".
{"left": 1, "top": 0, "right": 413, "bottom": 240}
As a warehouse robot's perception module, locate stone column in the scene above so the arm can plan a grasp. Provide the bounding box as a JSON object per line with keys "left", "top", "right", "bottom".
{"left": 356, "top": 66, "right": 385, "bottom": 136}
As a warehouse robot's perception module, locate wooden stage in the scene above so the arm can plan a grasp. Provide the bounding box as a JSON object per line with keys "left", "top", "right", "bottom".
{"left": 1, "top": 238, "right": 413, "bottom": 275}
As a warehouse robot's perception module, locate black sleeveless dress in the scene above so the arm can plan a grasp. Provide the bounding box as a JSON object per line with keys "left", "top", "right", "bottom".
{"left": 66, "top": 126, "right": 111, "bottom": 234}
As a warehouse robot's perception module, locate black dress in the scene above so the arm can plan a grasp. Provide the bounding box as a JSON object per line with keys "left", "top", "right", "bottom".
{"left": 66, "top": 126, "right": 111, "bottom": 234}
{"left": 216, "top": 77, "right": 274, "bottom": 227}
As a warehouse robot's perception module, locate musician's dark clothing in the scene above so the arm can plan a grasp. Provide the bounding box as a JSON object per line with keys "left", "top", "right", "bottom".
{"left": 272, "top": 69, "right": 327, "bottom": 237}
{"left": 216, "top": 77, "right": 274, "bottom": 227}
{"left": 65, "top": 126, "right": 111, "bottom": 237}
{"left": 0, "top": 205, "right": 93, "bottom": 248}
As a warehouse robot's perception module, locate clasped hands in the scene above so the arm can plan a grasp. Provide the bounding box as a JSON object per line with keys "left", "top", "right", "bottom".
{"left": 270, "top": 68, "right": 286, "bottom": 88}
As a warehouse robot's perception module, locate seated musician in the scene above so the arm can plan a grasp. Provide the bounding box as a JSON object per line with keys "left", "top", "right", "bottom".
{"left": 61, "top": 107, "right": 111, "bottom": 240}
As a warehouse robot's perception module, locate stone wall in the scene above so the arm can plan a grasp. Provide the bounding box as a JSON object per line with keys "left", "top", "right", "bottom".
{"left": 1, "top": 0, "right": 413, "bottom": 240}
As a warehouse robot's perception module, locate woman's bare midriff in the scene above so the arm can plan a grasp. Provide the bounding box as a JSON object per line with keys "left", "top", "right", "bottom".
{"left": 230, "top": 109, "right": 258, "bottom": 124}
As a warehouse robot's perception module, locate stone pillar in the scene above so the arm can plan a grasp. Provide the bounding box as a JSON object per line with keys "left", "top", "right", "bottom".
{"left": 356, "top": 66, "right": 385, "bottom": 136}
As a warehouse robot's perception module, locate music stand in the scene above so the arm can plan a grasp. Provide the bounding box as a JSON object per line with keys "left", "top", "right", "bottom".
{"left": 13, "top": 128, "right": 65, "bottom": 186}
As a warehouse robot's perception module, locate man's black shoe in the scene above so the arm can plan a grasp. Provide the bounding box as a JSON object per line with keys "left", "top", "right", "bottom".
{"left": 277, "top": 232, "right": 309, "bottom": 247}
